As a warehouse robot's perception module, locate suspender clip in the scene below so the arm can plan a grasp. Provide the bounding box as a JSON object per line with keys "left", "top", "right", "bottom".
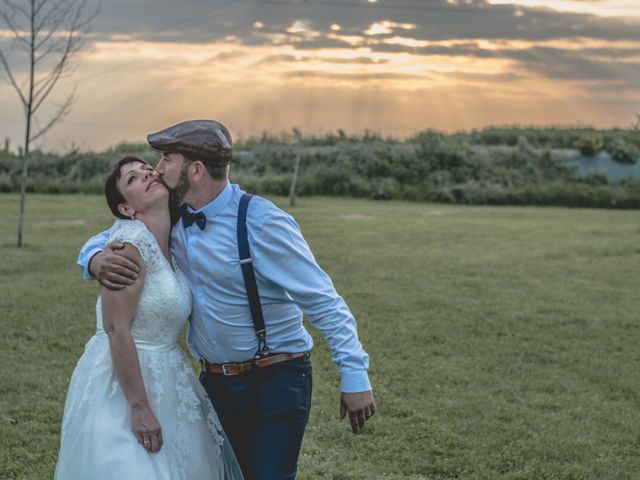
{"left": 255, "top": 329, "right": 269, "bottom": 359}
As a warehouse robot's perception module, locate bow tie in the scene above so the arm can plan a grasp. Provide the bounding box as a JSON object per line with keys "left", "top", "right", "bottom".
{"left": 180, "top": 206, "right": 207, "bottom": 231}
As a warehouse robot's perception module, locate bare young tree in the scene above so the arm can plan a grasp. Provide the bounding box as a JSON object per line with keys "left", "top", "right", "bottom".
{"left": 0, "top": 0, "right": 97, "bottom": 246}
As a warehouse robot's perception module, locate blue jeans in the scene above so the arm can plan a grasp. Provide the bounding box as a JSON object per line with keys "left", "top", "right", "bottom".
{"left": 200, "top": 355, "right": 313, "bottom": 480}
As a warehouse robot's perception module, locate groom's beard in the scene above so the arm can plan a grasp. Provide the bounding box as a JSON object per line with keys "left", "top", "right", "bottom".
{"left": 168, "top": 165, "right": 191, "bottom": 206}
{"left": 164, "top": 170, "right": 189, "bottom": 226}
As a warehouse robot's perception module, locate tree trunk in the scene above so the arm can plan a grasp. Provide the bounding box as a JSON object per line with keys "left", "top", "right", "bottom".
{"left": 17, "top": 0, "right": 36, "bottom": 247}
{"left": 17, "top": 118, "right": 31, "bottom": 247}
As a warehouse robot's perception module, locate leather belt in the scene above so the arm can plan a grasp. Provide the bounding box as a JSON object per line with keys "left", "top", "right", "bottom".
{"left": 200, "top": 351, "right": 310, "bottom": 376}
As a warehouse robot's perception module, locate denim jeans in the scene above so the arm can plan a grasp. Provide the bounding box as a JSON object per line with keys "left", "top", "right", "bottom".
{"left": 200, "top": 355, "right": 313, "bottom": 480}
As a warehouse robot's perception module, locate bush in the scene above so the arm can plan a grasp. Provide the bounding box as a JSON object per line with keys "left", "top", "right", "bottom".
{"left": 583, "top": 172, "right": 610, "bottom": 186}
{"left": 574, "top": 134, "right": 604, "bottom": 156}
{"left": 610, "top": 140, "right": 639, "bottom": 164}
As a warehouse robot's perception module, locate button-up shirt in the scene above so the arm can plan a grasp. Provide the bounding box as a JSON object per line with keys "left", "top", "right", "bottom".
{"left": 77, "top": 182, "right": 371, "bottom": 393}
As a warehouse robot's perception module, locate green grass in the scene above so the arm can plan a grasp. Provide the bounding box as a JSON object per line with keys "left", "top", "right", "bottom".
{"left": 1, "top": 193, "right": 639, "bottom": 479}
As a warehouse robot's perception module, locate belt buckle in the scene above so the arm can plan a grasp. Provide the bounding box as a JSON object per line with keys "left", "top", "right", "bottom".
{"left": 222, "top": 363, "right": 238, "bottom": 376}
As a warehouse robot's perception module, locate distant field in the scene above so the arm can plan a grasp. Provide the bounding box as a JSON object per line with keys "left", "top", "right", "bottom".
{"left": 1, "top": 193, "right": 639, "bottom": 479}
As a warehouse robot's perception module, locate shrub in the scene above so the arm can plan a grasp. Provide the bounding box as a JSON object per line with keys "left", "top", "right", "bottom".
{"left": 583, "top": 172, "right": 610, "bottom": 186}
{"left": 574, "top": 134, "right": 604, "bottom": 156}
{"left": 610, "top": 140, "right": 639, "bottom": 164}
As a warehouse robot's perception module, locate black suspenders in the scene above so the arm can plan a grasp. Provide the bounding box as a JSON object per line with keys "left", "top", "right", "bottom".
{"left": 237, "top": 194, "right": 270, "bottom": 359}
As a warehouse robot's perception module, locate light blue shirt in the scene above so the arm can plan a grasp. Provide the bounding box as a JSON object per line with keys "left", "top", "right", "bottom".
{"left": 77, "top": 182, "right": 371, "bottom": 393}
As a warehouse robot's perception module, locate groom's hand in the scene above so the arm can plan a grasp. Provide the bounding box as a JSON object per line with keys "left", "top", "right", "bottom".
{"left": 340, "top": 390, "right": 376, "bottom": 434}
{"left": 90, "top": 241, "right": 141, "bottom": 290}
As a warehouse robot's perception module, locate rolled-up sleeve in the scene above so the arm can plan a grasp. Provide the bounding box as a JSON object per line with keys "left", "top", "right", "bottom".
{"left": 250, "top": 210, "right": 371, "bottom": 393}
{"left": 77, "top": 231, "right": 110, "bottom": 280}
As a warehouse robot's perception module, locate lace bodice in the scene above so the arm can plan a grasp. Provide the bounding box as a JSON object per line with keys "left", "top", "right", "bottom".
{"left": 95, "top": 220, "right": 192, "bottom": 346}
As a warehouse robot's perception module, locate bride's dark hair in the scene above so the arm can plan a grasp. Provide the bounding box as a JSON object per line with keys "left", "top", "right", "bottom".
{"left": 105, "top": 155, "right": 149, "bottom": 219}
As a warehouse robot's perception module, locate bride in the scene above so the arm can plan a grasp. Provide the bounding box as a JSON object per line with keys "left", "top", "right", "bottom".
{"left": 55, "top": 156, "right": 242, "bottom": 479}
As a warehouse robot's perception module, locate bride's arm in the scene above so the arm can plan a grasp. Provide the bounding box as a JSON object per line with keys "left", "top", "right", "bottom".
{"left": 100, "top": 243, "right": 163, "bottom": 453}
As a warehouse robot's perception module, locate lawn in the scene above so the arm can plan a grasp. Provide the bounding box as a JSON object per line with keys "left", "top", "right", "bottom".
{"left": 1, "top": 193, "right": 639, "bottom": 479}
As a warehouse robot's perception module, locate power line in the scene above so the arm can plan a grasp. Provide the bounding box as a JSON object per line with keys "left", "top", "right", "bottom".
{"left": 73, "top": 0, "right": 244, "bottom": 82}
{"left": 73, "top": 0, "right": 529, "bottom": 85}
{"left": 71, "top": 0, "right": 525, "bottom": 85}
{"left": 0, "top": 0, "right": 537, "bottom": 122}
{"left": 0, "top": 0, "right": 246, "bottom": 114}
{"left": 110, "top": 0, "right": 242, "bottom": 43}
{"left": 247, "top": 0, "right": 521, "bottom": 15}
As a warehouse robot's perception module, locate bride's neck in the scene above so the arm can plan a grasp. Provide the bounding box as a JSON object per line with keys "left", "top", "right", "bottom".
{"left": 134, "top": 209, "right": 172, "bottom": 256}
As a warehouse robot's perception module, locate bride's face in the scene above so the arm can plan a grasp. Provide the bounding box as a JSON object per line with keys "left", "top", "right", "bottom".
{"left": 116, "top": 161, "right": 169, "bottom": 218}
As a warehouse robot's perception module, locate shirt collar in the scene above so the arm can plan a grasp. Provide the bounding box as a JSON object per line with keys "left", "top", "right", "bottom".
{"left": 188, "top": 181, "right": 233, "bottom": 221}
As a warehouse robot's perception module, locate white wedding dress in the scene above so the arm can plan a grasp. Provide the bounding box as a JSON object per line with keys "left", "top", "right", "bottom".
{"left": 55, "top": 220, "right": 242, "bottom": 479}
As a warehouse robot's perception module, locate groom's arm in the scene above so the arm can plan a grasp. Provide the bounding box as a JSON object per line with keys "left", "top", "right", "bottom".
{"left": 77, "top": 231, "right": 111, "bottom": 279}
{"left": 250, "top": 207, "right": 375, "bottom": 433}
{"left": 78, "top": 230, "right": 140, "bottom": 288}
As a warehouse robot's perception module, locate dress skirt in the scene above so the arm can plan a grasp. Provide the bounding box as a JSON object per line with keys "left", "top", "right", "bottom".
{"left": 55, "top": 334, "right": 242, "bottom": 480}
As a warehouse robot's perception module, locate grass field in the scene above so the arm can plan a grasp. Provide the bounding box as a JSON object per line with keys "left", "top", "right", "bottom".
{"left": 1, "top": 193, "right": 639, "bottom": 480}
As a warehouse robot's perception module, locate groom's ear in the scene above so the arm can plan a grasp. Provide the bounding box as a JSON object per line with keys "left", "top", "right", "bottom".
{"left": 190, "top": 160, "right": 206, "bottom": 182}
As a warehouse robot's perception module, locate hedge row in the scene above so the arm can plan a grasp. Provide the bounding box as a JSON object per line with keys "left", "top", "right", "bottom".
{"left": 1, "top": 130, "right": 639, "bottom": 208}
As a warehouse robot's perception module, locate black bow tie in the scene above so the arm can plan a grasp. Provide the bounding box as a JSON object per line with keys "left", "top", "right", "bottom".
{"left": 180, "top": 206, "right": 207, "bottom": 231}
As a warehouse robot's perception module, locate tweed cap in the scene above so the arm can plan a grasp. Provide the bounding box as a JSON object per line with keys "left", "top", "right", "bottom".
{"left": 147, "top": 119, "right": 233, "bottom": 165}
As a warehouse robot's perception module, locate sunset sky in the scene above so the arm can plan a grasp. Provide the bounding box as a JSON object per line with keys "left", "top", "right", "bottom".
{"left": 0, "top": 0, "right": 639, "bottom": 151}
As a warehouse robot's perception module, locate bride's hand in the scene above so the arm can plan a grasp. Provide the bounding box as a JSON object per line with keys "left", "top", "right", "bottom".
{"left": 131, "top": 404, "right": 163, "bottom": 453}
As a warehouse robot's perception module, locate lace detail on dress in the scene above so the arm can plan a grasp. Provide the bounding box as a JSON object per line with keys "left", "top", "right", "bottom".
{"left": 174, "top": 420, "right": 193, "bottom": 473}
{"left": 206, "top": 408, "right": 226, "bottom": 447}
{"left": 108, "top": 380, "right": 118, "bottom": 398}
{"left": 108, "top": 219, "right": 163, "bottom": 274}
{"left": 60, "top": 337, "right": 111, "bottom": 437}
{"left": 171, "top": 352, "right": 203, "bottom": 423}
{"left": 96, "top": 219, "right": 192, "bottom": 346}
{"left": 165, "top": 349, "right": 227, "bottom": 468}
{"left": 77, "top": 344, "right": 110, "bottom": 408}
{"left": 148, "top": 353, "right": 165, "bottom": 405}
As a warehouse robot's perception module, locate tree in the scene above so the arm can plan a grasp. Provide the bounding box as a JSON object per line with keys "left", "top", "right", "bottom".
{"left": 0, "top": 0, "right": 97, "bottom": 246}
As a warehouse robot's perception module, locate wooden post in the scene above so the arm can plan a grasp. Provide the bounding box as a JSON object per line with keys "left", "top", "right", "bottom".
{"left": 289, "top": 153, "right": 301, "bottom": 207}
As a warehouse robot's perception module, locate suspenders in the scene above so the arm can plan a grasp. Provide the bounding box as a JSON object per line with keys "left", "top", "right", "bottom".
{"left": 237, "top": 194, "right": 270, "bottom": 359}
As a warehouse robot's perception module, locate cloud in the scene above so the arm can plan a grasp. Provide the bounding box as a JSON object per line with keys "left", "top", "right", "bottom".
{"left": 76, "top": 1, "right": 640, "bottom": 100}
{"left": 86, "top": 0, "right": 640, "bottom": 47}
{"left": 253, "top": 53, "right": 389, "bottom": 66}
{"left": 445, "top": 71, "right": 525, "bottom": 83}
{"left": 197, "top": 50, "right": 250, "bottom": 64}
{"left": 363, "top": 20, "right": 417, "bottom": 36}
{"left": 485, "top": 0, "right": 640, "bottom": 18}
{"left": 283, "top": 70, "right": 429, "bottom": 81}
{"left": 506, "top": 46, "right": 640, "bottom": 86}
{"left": 2, "top": 0, "right": 639, "bottom": 151}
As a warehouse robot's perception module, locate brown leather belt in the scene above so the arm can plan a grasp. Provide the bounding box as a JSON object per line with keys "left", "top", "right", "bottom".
{"left": 200, "top": 351, "right": 310, "bottom": 376}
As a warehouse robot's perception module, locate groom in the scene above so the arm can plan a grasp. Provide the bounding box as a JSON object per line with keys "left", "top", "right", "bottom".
{"left": 78, "top": 120, "right": 375, "bottom": 479}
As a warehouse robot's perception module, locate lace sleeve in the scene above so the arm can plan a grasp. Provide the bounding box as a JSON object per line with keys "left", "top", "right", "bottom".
{"left": 108, "top": 220, "right": 162, "bottom": 273}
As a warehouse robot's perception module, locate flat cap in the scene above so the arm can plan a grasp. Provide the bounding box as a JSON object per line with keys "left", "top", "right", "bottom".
{"left": 147, "top": 119, "right": 233, "bottom": 165}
